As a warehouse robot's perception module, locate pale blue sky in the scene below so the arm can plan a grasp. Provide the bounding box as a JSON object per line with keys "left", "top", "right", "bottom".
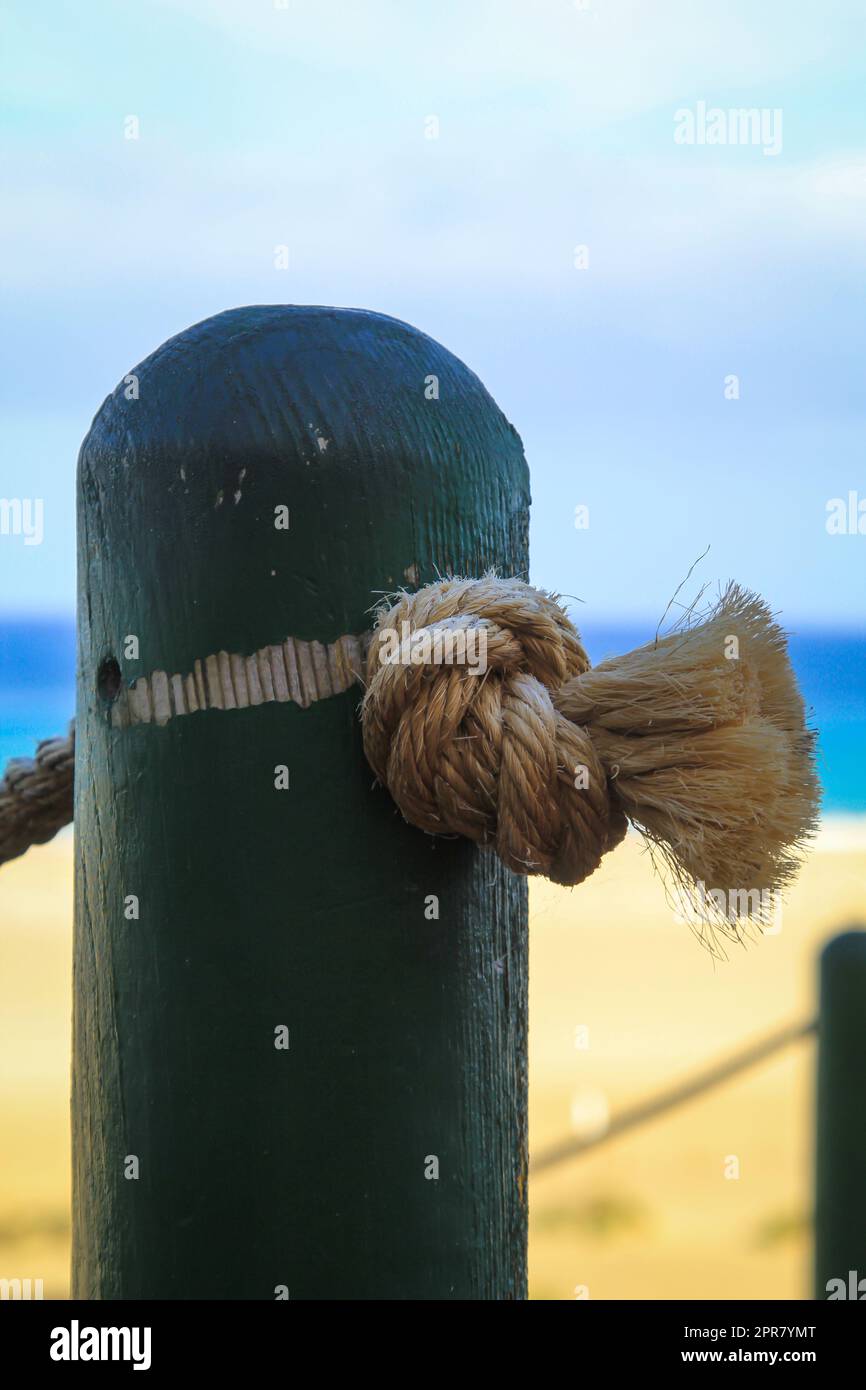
{"left": 2, "top": 0, "right": 865, "bottom": 623}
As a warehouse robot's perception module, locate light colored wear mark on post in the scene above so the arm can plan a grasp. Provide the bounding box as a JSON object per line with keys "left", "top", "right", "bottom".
{"left": 268, "top": 645, "right": 290, "bottom": 702}
{"left": 170, "top": 674, "right": 186, "bottom": 718}
{"left": 110, "top": 632, "right": 369, "bottom": 728}
{"left": 129, "top": 678, "right": 152, "bottom": 724}
{"left": 230, "top": 654, "right": 249, "bottom": 708}
{"left": 282, "top": 639, "right": 303, "bottom": 706}
{"left": 296, "top": 642, "right": 319, "bottom": 707}
{"left": 150, "top": 670, "right": 171, "bottom": 726}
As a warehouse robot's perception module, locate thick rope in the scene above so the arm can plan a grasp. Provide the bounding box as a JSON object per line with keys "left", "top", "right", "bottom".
{"left": 362, "top": 576, "right": 820, "bottom": 918}
{"left": 0, "top": 577, "right": 821, "bottom": 929}
{"left": 362, "top": 577, "right": 626, "bottom": 886}
{"left": 0, "top": 725, "right": 75, "bottom": 867}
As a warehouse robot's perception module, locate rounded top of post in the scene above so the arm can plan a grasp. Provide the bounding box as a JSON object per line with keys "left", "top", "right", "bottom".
{"left": 83, "top": 304, "right": 523, "bottom": 464}
{"left": 77, "top": 305, "right": 530, "bottom": 658}
{"left": 821, "top": 927, "right": 866, "bottom": 970}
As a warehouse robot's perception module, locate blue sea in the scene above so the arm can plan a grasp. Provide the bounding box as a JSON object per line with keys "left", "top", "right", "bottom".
{"left": 0, "top": 616, "right": 863, "bottom": 814}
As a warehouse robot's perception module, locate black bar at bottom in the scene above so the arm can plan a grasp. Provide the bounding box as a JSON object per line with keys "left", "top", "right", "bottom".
{"left": 0, "top": 1296, "right": 860, "bottom": 1374}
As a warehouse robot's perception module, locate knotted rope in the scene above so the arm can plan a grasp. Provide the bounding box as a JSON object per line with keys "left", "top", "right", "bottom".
{"left": 0, "top": 576, "right": 820, "bottom": 926}
{"left": 361, "top": 576, "right": 819, "bottom": 907}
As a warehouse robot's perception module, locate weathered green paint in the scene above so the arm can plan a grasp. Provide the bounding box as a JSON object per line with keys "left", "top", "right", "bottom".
{"left": 73, "top": 306, "right": 530, "bottom": 1299}
{"left": 814, "top": 927, "right": 866, "bottom": 1299}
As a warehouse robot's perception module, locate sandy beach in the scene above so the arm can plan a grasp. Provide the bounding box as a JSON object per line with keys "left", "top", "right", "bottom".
{"left": 1, "top": 820, "right": 863, "bottom": 1299}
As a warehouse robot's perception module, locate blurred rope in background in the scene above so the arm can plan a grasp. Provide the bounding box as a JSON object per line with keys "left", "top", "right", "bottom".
{"left": 532, "top": 1017, "right": 817, "bottom": 1173}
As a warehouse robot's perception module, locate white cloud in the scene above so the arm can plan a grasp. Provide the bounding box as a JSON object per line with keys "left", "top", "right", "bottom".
{"left": 158, "top": 0, "right": 852, "bottom": 121}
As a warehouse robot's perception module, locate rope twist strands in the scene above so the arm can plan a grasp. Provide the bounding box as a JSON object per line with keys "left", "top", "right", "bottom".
{"left": 0, "top": 576, "right": 820, "bottom": 922}
{"left": 0, "top": 725, "right": 75, "bottom": 867}
{"left": 362, "top": 577, "right": 626, "bottom": 886}
{"left": 362, "top": 576, "right": 820, "bottom": 915}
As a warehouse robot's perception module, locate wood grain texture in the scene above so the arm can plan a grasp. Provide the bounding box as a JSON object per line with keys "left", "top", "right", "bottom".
{"left": 73, "top": 305, "right": 530, "bottom": 1299}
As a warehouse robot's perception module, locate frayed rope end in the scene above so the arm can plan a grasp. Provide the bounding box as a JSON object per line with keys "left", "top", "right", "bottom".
{"left": 362, "top": 577, "right": 821, "bottom": 932}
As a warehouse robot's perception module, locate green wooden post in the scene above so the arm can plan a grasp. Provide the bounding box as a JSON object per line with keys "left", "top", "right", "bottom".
{"left": 73, "top": 306, "right": 530, "bottom": 1300}
{"left": 814, "top": 927, "right": 866, "bottom": 1299}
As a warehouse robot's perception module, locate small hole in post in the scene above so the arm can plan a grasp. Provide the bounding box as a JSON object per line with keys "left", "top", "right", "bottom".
{"left": 97, "top": 656, "right": 122, "bottom": 702}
